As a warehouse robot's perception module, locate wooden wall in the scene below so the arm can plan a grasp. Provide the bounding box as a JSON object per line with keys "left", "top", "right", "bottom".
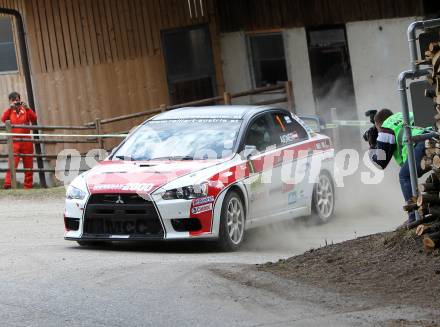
{"left": 25, "top": 0, "right": 209, "bottom": 74}
{"left": 0, "top": 0, "right": 224, "bottom": 140}
{"left": 216, "top": 0, "right": 425, "bottom": 32}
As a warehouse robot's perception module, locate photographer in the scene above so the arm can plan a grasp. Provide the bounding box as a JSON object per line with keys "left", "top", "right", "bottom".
{"left": 365, "top": 108, "right": 426, "bottom": 223}
{"left": 1, "top": 92, "right": 37, "bottom": 189}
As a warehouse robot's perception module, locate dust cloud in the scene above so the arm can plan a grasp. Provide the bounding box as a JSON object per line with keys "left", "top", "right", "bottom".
{"left": 243, "top": 166, "right": 406, "bottom": 254}
{"left": 243, "top": 80, "right": 409, "bottom": 254}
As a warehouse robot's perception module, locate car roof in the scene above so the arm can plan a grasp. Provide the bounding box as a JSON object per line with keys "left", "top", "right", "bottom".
{"left": 150, "top": 105, "right": 280, "bottom": 120}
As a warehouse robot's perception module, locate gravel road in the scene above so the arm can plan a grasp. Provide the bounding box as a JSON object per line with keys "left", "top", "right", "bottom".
{"left": 0, "top": 181, "right": 438, "bottom": 327}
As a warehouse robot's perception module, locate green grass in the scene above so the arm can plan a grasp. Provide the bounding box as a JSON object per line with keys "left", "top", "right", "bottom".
{"left": 0, "top": 179, "right": 66, "bottom": 198}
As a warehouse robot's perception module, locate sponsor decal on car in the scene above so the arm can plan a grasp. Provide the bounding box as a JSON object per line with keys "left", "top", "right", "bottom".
{"left": 92, "top": 183, "right": 154, "bottom": 192}
{"left": 282, "top": 182, "right": 295, "bottom": 193}
{"left": 280, "top": 132, "right": 299, "bottom": 144}
{"left": 288, "top": 192, "right": 297, "bottom": 205}
{"left": 315, "top": 140, "right": 331, "bottom": 151}
{"left": 192, "top": 196, "right": 215, "bottom": 206}
{"left": 191, "top": 203, "right": 213, "bottom": 215}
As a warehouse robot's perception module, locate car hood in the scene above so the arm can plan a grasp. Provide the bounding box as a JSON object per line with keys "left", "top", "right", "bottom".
{"left": 85, "top": 159, "right": 225, "bottom": 194}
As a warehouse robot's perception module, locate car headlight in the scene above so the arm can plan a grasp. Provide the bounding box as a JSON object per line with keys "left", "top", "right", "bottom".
{"left": 66, "top": 185, "right": 87, "bottom": 200}
{"left": 162, "top": 182, "right": 208, "bottom": 200}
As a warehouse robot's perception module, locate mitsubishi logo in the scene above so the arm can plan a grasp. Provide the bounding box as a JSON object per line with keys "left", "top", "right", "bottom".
{"left": 115, "top": 195, "right": 124, "bottom": 204}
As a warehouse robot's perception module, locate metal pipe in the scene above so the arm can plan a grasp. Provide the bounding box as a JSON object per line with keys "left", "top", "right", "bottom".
{"left": 403, "top": 17, "right": 440, "bottom": 221}
{"left": 407, "top": 21, "right": 422, "bottom": 71}
{"left": 407, "top": 19, "right": 440, "bottom": 71}
{"left": 0, "top": 8, "right": 47, "bottom": 188}
{"left": 398, "top": 69, "right": 431, "bottom": 221}
{"left": 398, "top": 71, "right": 418, "bottom": 206}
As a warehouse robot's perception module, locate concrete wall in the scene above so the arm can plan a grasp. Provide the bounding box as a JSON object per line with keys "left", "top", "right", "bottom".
{"left": 346, "top": 17, "right": 420, "bottom": 120}
{"left": 220, "top": 17, "right": 422, "bottom": 122}
{"left": 283, "top": 28, "right": 315, "bottom": 116}
{"left": 220, "top": 28, "right": 315, "bottom": 113}
{"left": 220, "top": 32, "right": 252, "bottom": 104}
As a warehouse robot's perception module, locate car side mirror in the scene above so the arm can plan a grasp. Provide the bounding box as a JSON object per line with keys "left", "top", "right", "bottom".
{"left": 243, "top": 145, "right": 258, "bottom": 159}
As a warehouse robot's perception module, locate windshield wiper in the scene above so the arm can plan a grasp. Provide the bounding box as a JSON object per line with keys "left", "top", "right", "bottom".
{"left": 114, "top": 155, "right": 136, "bottom": 161}
{"left": 150, "top": 156, "right": 194, "bottom": 161}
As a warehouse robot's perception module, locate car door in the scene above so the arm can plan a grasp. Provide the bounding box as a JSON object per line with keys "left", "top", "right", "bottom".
{"left": 265, "top": 111, "right": 312, "bottom": 219}
{"left": 242, "top": 113, "right": 280, "bottom": 223}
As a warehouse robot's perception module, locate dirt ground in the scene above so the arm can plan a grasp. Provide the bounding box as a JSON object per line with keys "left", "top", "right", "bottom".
{"left": 260, "top": 228, "right": 440, "bottom": 311}
{"left": 1, "top": 188, "right": 440, "bottom": 326}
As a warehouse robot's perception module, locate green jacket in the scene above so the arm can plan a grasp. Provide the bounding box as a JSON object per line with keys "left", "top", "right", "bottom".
{"left": 381, "top": 112, "right": 424, "bottom": 166}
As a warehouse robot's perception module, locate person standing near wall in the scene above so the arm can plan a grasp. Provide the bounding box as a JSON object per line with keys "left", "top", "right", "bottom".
{"left": 1, "top": 92, "right": 37, "bottom": 189}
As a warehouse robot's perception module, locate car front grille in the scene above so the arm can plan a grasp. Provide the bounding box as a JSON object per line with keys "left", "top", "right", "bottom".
{"left": 83, "top": 194, "right": 164, "bottom": 239}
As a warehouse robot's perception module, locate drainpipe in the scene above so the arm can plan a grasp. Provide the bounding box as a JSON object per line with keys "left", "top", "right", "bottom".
{"left": 407, "top": 19, "right": 440, "bottom": 71}
{"left": 398, "top": 69, "right": 430, "bottom": 218}
{"left": 0, "top": 8, "right": 47, "bottom": 188}
{"left": 402, "top": 18, "right": 440, "bottom": 220}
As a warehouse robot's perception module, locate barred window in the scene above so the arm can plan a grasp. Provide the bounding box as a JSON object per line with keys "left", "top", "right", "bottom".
{"left": 0, "top": 17, "right": 18, "bottom": 73}
{"left": 248, "top": 33, "right": 288, "bottom": 87}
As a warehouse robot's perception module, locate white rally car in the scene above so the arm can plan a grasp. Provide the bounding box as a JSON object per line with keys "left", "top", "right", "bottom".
{"left": 64, "top": 106, "right": 335, "bottom": 250}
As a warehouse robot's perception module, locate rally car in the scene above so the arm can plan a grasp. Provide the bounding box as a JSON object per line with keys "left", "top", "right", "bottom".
{"left": 64, "top": 106, "right": 335, "bottom": 250}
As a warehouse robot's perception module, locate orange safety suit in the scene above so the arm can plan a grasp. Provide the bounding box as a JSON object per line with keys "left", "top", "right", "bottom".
{"left": 1, "top": 105, "right": 37, "bottom": 189}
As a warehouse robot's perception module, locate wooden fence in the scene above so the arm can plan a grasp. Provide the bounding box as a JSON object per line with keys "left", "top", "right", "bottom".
{"left": 0, "top": 82, "right": 293, "bottom": 188}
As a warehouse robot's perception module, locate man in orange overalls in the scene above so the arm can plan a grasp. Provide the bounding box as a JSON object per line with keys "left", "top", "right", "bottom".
{"left": 1, "top": 92, "right": 37, "bottom": 189}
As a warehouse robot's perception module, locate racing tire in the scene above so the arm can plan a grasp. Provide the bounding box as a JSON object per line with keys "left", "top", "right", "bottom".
{"left": 311, "top": 172, "right": 335, "bottom": 224}
{"left": 217, "top": 190, "right": 246, "bottom": 251}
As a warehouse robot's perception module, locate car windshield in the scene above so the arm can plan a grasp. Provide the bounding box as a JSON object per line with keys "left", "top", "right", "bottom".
{"left": 113, "top": 118, "right": 242, "bottom": 161}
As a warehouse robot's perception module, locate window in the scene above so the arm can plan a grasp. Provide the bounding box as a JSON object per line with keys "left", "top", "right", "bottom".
{"left": 269, "top": 112, "right": 308, "bottom": 146}
{"left": 248, "top": 33, "right": 287, "bottom": 87}
{"left": 162, "top": 26, "right": 216, "bottom": 104}
{"left": 244, "top": 115, "right": 273, "bottom": 152}
{"left": 0, "top": 17, "right": 18, "bottom": 73}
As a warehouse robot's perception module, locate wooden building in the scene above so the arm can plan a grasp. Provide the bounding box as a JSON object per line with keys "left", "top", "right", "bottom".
{"left": 0, "top": 0, "right": 224, "bottom": 134}
{"left": 0, "top": 0, "right": 438, "bottom": 131}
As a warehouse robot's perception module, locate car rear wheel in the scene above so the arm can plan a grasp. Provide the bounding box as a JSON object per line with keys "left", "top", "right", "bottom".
{"left": 218, "top": 191, "right": 245, "bottom": 251}
{"left": 312, "top": 172, "right": 335, "bottom": 224}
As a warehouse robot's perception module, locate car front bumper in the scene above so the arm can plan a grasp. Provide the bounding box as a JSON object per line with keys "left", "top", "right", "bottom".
{"left": 64, "top": 193, "right": 220, "bottom": 242}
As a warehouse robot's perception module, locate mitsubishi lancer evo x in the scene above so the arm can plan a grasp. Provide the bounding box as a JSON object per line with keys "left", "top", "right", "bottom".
{"left": 64, "top": 106, "right": 335, "bottom": 251}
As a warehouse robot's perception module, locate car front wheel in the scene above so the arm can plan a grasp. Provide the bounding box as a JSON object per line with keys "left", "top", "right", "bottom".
{"left": 218, "top": 191, "right": 246, "bottom": 251}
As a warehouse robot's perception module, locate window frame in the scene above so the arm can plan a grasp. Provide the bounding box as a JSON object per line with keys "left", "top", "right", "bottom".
{"left": 0, "top": 16, "right": 19, "bottom": 74}
{"left": 246, "top": 32, "right": 288, "bottom": 88}
{"left": 240, "top": 112, "right": 278, "bottom": 155}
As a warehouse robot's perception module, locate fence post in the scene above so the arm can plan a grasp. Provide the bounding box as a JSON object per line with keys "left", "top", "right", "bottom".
{"left": 285, "top": 81, "right": 295, "bottom": 113}
{"left": 223, "top": 92, "right": 232, "bottom": 105}
{"left": 95, "top": 118, "right": 104, "bottom": 150}
{"left": 5, "top": 121, "right": 17, "bottom": 189}
{"left": 329, "top": 107, "right": 341, "bottom": 150}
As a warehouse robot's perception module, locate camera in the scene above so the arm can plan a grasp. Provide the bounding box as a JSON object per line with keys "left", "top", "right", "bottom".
{"left": 363, "top": 109, "right": 378, "bottom": 147}
{"left": 11, "top": 100, "right": 24, "bottom": 109}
